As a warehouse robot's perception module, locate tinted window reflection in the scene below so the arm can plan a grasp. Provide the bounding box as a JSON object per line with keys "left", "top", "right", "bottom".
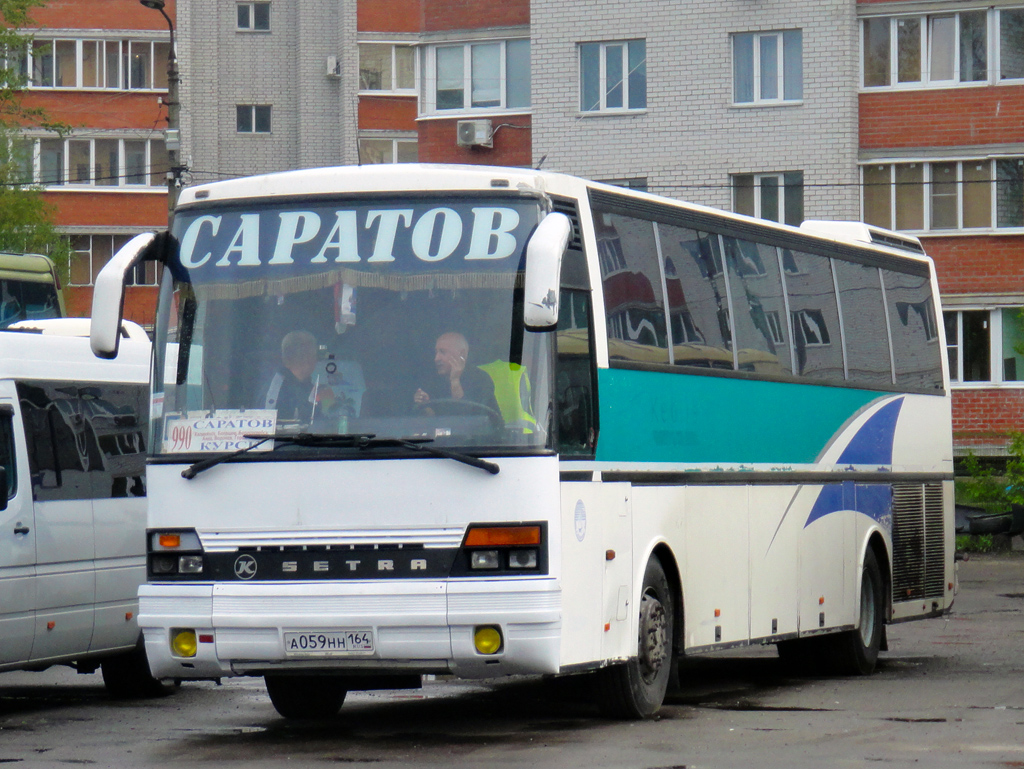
{"left": 834, "top": 261, "right": 892, "bottom": 386}
{"left": 883, "top": 270, "right": 943, "bottom": 390}
{"left": 595, "top": 212, "right": 669, "bottom": 364}
{"left": 17, "top": 381, "right": 147, "bottom": 502}
{"left": 723, "top": 237, "right": 793, "bottom": 375}
{"left": 783, "top": 250, "right": 843, "bottom": 382}
{"left": 659, "top": 225, "right": 733, "bottom": 369}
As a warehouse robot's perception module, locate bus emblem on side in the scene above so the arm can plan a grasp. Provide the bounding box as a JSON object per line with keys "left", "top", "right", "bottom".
{"left": 574, "top": 500, "right": 587, "bottom": 542}
{"left": 234, "top": 554, "right": 258, "bottom": 580}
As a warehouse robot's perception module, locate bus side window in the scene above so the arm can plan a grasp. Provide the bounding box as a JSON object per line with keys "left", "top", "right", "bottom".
{"left": 556, "top": 289, "right": 596, "bottom": 456}
{"left": 0, "top": 406, "right": 16, "bottom": 501}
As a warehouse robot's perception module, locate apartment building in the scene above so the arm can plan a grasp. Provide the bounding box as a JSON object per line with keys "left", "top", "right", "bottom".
{"left": 857, "top": 1, "right": 1024, "bottom": 454}
{"left": 171, "top": 0, "right": 1022, "bottom": 455}
{"left": 15, "top": 0, "right": 171, "bottom": 325}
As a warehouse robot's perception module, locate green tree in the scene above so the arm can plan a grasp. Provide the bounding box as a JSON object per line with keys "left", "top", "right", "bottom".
{"left": 0, "top": 0, "right": 71, "bottom": 269}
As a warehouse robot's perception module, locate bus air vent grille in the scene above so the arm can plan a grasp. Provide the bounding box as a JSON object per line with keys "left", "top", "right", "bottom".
{"left": 550, "top": 197, "right": 583, "bottom": 252}
{"left": 891, "top": 482, "right": 945, "bottom": 601}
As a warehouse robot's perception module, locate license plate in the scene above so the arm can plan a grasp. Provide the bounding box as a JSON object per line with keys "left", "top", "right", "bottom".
{"left": 283, "top": 630, "right": 375, "bottom": 655}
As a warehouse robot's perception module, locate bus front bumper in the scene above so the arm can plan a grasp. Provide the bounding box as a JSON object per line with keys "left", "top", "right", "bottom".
{"left": 138, "top": 578, "right": 562, "bottom": 681}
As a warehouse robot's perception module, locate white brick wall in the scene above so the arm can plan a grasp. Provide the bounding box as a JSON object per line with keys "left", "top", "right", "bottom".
{"left": 530, "top": 0, "right": 861, "bottom": 221}
{"left": 178, "top": 0, "right": 357, "bottom": 186}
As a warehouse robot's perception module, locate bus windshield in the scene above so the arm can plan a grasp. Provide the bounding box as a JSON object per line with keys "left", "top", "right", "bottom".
{"left": 153, "top": 195, "right": 553, "bottom": 456}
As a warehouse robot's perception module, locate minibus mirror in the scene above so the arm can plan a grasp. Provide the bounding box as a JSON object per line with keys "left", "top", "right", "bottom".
{"left": 91, "top": 233, "right": 156, "bottom": 359}
{"left": 523, "top": 212, "right": 571, "bottom": 331}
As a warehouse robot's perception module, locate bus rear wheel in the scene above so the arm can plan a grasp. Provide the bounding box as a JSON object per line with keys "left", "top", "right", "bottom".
{"left": 829, "top": 547, "right": 884, "bottom": 675}
{"left": 595, "top": 557, "right": 674, "bottom": 719}
{"left": 264, "top": 675, "right": 347, "bottom": 719}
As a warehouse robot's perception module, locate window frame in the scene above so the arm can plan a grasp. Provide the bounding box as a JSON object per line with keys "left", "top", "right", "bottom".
{"left": 70, "top": 233, "right": 159, "bottom": 287}
{"left": 944, "top": 307, "right": 1024, "bottom": 386}
{"left": 22, "top": 135, "right": 166, "bottom": 189}
{"left": 578, "top": 39, "right": 647, "bottom": 114}
{"left": 732, "top": 171, "right": 804, "bottom": 226}
{"left": 732, "top": 30, "right": 803, "bottom": 106}
{"left": 357, "top": 136, "right": 418, "bottom": 164}
{"left": 421, "top": 38, "right": 530, "bottom": 115}
{"left": 236, "top": 104, "right": 272, "bottom": 134}
{"left": 21, "top": 37, "right": 169, "bottom": 91}
{"left": 860, "top": 9, "right": 1021, "bottom": 89}
{"left": 236, "top": 2, "right": 271, "bottom": 32}
{"left": 358, "top": 42, "right": 416, "bottom": 94}
{"left": 861, "top": 157, "right": 1024, "bottom": 233}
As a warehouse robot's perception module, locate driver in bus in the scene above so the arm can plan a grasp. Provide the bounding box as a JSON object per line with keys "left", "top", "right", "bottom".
{"left": 264, "top": 330, "right": 319, "bottom": 422}
{"left": 413, "top": 331, "right": 500, "bottom": 419}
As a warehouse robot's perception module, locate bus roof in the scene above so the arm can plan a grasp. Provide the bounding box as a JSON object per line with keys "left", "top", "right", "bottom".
{"left": 176, "top": 163, "right": 933, "bottom": 268}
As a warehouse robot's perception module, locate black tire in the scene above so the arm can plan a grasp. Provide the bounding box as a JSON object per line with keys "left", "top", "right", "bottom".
{"left": 101, "top": 640, "right": 172, "bottom": 698}
{"left": 264, "top": 675, "right": 347, "bottom": 719}
{"left": 828, "top": 548, "right": 885, "bottom": 675}
{"left": 595, "top": 557, "right": 674, "bottom": 719}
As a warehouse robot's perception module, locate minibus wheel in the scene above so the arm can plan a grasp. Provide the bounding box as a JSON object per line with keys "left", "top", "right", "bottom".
{"left": 264, "top": 675, "right": 347, "bottom": 719}
{"left": 595, "top": 556, "right": 674, "bottom": 718}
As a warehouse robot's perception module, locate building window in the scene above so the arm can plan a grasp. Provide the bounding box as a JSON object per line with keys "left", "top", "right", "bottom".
{"left": 422, "top": 39, "right": 529, "bottom": 114}
{"left": 580, "top": 40, "right": 646, "bottom": 112}
{"left": 945, "top": 308, "right": 1024, "bottom": 384}
{"left": 358, "top": 138, "right": 417, "bottom": 164}
{"left": 860, "top": 10, "right": 1021, "bottom": 87}
{"left": 733, "top": 31, "right": 802, "bottom": 104}
{"left": 359, "top": 44, "right": 415, "bottom": 92}
{"left": 1001, "top": 8, "right": 1024, "bottom": 81}
{"left": 862, "top": 159, "right": 1024, "bottom": 232}
{"left": 733, "top": 172, "right": 804, "bottom": 226}
{"left": 237, "top": 2, "right": 271, "bottom": 31}
{"left": 22, "top": 38, "right": 170, "bottom": 90}
{"left": 70, "top": 234, "right": 158, "bottom": 287}
{"left": 23, "top": 136, "right": 166, "bottom": 188}
{"left": 236, "top": 105, "right": 271, "bottom": 133}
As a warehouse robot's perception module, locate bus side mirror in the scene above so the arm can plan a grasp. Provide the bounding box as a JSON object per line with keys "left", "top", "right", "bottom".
{"left": 523, "top": 212, "right": 571, "bottom": 331}
{"left": 91, "top": 232, "right": 157, "bottom": 359}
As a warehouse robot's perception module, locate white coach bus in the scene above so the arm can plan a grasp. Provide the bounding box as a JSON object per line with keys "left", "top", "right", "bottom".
{"left": 0, "top": 319, "right": 162, "bottom": 695}
{"left": 89, "top": 164, "right": 954, "bottom": 719}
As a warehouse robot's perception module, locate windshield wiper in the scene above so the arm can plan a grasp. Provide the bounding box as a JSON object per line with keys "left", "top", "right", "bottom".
{"left": 390, "top": 437, "right": 500, "bottom": 475}
{"left": 181, "top": 433, "right": 377, "bottom": 479}
{"left": 180, "top": 432, "right": 498, "bottom": 478}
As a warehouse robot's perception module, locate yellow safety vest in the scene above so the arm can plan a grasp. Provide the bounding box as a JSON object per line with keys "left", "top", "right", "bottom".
{"left": 477, "top": 360, "right": 537, "bottom": 429}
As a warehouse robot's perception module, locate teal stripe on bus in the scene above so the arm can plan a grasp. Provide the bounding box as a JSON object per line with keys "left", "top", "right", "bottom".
{"left": 594, "top": 368, "right": 884, "bottom": 464}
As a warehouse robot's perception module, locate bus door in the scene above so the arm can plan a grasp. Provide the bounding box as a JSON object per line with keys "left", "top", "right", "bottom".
{"left": 0, "top": 394, "right": 35, "bottom": 665}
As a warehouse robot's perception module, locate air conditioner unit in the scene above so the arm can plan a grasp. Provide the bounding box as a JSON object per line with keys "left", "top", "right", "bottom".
{"left": 456, "top": 119, "right": 493, "bottom": 148}
{"left": 326, "top": 55, "right": 340, "bottom": 77}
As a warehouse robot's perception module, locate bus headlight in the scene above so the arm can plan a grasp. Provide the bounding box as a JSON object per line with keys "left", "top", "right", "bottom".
{"left": 508, "top": 549, "right": 538, "bottom": 569}
{"left": 178, "top": 555, "right": 204, "bottom": 574}
{"left": 171, "top": 628, "right": 198, "bottom": 658}
{"left": 470, "top": 550, "right": 500, "bottom": 570}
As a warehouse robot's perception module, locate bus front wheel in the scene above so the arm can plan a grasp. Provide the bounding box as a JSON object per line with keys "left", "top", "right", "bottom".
{"left": 264, "top": 675, "right": 347, "bottom": 719}
{"left": 595, "top": 557, "right": 674, "bottom": 719}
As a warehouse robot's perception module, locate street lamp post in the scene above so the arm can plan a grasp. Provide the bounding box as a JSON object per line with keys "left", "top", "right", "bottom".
{"left": 139, "top": 0, "right": 180, "bottom": 226}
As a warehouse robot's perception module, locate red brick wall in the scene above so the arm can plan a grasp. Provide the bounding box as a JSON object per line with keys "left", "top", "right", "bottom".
{"left": 358, "top": 0, "right": 421, "bottom": 32}
{"left": 952, "top": 389, "right": 1024, "bottom": 449}
{"left": 358, "top": 97, "right": 418, "bottom": 131}
{"left": 65, "top": 285, "right": 159, "bottom": 327}
{"left": 45, "top": 191, "right": 167, "bottom": 229}
{"left": 417, "top": 116, "right": 531, "bottom": 166}
{"left": 28, "top": 0, "right": 175, "bottom": 30}
{"left": 924, "top": 235, "right": 1024, "bottom": 296}
{"left": 18, "top": 91, "right": 165, "bottom": 131}
{"left": 421, "top": 0, "right": 528, "bottom": 32}
{"left": 860, "top": 86, "right": 1024, "bottom": 149}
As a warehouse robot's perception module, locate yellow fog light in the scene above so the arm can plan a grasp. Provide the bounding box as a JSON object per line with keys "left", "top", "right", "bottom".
{"left": 171, "top": 628, "right": 198, "bottom": 658}
{"left": 473, "top": 625, "right": 503, "bottom": 655}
